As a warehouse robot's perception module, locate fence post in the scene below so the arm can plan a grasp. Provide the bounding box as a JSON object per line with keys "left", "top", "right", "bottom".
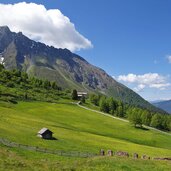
{"left": 100, "top": 149, "right": 105, "bottom": 156}
{"left": 107, "top": 150, "right": 113, "bottom": 156}
{"left": 133, "top": 153, "right": 138, "bottom": 159}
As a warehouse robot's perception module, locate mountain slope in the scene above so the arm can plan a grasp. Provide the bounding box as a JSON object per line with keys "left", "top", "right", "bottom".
{"left": 0, "top": 26, "right": 160, "bottom": 111}
{"left": 0, "top": 101, "right": 171, "bottom": 154}
{"left": 0, "top": 101, "right": 171, "bottom": 170}
{"left": 153, "top": 100, "right": 171, "bottom": 114}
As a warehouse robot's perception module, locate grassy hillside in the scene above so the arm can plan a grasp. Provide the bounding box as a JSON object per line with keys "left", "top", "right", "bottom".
{"left": 0, "top": 101, "right": 171, "bottom": 170}
{"left": 0, "top": 67, "right": 70, "bottom": 103}
{"left": 1, "top": 145, "right": 171, "bottom": 171}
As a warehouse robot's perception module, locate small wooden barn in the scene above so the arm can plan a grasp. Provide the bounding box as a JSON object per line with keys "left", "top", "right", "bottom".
{"left": 37, "top": 128, "right": 53, "bottom": 139}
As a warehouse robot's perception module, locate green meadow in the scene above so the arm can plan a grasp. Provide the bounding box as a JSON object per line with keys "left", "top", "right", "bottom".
{"left": 0, "top": 101, "right": 171, "bottom": 170}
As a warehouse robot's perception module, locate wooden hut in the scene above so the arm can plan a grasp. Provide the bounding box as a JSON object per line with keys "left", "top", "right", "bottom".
{"left": 37, "top": 128, "right": 53, "bottom": 139}
{"left": 77, "top": 92, "right": 87, "bottom": 98}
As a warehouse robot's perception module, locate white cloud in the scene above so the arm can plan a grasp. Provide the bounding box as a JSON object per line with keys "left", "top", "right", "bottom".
{"left": 116, "top": 73, "right": 171, "bottom": 92}
{"left": 0, "top": 2, "right": 93, "bottom": 51}
{"left": 167, "top": 55, "right": 171, "bottom": 63}
{"left": 149, "top": 83, "right": 171, "bottom": 89}
{"left": 134, "top": 84, "right": 146, "bottom": 92}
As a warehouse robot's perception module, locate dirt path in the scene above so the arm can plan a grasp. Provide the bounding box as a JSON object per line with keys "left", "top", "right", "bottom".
{"left": 76, "top": 102, "right": 128, "bottom": 123}
{"left": 75, "top": 102, "right": 171, "bottom": 136}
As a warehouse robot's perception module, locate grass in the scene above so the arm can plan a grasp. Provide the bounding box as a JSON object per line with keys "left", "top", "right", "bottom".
{"left": 1, "top": 145, "right": 171, "bottom": 171}
{"left": 0, "top": 101, "right": 171, "bottom": 170}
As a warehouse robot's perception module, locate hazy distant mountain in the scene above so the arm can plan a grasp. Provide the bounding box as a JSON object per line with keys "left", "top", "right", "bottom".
{"left": 150, "top": 100, "right": 166, "bottom": 104}
{"left": 0, "top": 26, "right": 161, "bottom": 111}
{"left": 153, "top": 100, "right": 171, "bottom": 114}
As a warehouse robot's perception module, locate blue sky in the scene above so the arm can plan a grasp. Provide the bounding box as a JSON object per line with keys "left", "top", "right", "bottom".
{"left": 0, "top": 0, "right": 171, "bottom": 101}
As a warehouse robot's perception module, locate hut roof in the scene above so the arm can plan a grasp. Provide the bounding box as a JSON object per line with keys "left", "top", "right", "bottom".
{"left": 77, "top": 92, "right": 87, "bottom": 95}
{"left": 38, "top": 128, "right": 53, "bottom": 135}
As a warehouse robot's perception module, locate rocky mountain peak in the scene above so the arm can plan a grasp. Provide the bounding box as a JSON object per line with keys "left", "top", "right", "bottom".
{"left": 0, "top": 25, "right": 160, "bottom": 111}
{"left": 0, "top": 26, "right": 11, "bottom": 33}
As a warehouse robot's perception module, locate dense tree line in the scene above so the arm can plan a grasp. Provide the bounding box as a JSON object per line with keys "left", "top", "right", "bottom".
{"left": 0, "top": 64, "right": 65, "bottom": 102}
{"left": 89, "top": 93, "right": 171, "bottom": 131}
{"left": 0, "top": 66, "right": 61, "bottom": 91}
{"left": 127, "top": 107, "right": 171, "bottom": 131}
{"left": 89, "top": 93, "right": 124, "bottom": 117}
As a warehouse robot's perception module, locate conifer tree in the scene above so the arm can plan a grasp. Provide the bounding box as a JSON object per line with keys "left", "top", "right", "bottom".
{"left": 72, "top": 89, "right": 78, "bottom": 100}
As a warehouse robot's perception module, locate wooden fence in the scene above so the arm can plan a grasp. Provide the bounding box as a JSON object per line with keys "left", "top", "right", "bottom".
{"left": 0, "top": 138, "right": 96, "bottom": 158}
{"left": 1, "top": 138, "right": 170, "bottom": 161}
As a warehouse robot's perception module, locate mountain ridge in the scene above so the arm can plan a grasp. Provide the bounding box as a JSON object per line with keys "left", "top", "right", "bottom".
{"left": 153, "top": 100, "right": 171, "bottom": 114}
{"left": 0, "top": 26, "right": 163, "bottom": 112}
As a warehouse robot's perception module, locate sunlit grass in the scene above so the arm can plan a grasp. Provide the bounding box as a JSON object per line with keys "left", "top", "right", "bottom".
{"left": 0, "top": 101, "right": 171, "bottom": 170}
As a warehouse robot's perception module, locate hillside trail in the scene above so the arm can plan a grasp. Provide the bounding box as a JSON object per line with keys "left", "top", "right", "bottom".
{"left": 73, "top": 101, "right": 171, "bottom": 136}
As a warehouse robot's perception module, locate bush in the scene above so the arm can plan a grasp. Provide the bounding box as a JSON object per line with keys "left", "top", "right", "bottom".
{"left": 6, "top": 82, "right": 15, "bottom": 88}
